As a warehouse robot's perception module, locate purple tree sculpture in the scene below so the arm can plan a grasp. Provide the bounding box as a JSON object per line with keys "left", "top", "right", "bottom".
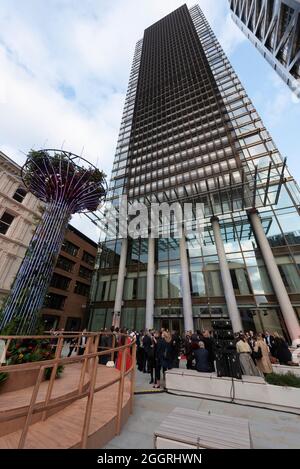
{"left": 0, "top": 149, "right": 107, "bottom": 334}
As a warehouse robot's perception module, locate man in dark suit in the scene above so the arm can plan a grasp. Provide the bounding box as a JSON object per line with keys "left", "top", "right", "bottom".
{"left": 201, "top": 329, "right": 216, "bottom": 372}
{"left": 264, "top": 331, "right": 275, "bottom": 354}
{"left": 142, "top": 331, "right": 152, "bottom": 373}
{"left": 171, "top": 330, "right": 181, "bottom": 368}
{"left": 194, "top": 342, "right": 210, "bottom": 373}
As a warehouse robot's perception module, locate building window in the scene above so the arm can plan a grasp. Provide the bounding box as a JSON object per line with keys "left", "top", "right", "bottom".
{"left": 42, "top": 314, "right": 60, "bottom": 330}
{"left": 98, "top": 279, "right": 109, "bottom": 301}
{"left": 50, "top": 273, "right": 71, "bottom": 291}
{"left": 230, "top": 269, "right": 239, "bottom": 293}
{"left": 90, "top": 308, "right": 106, "bottom": 330}
{"left": 278, "top": 263, "right": 300, "bottom": 293}
{"left": 43, "top": 293, "right": 66, "bottom": 310}
{"left": 79, "top": 265, "right": 93, "bottom": 280}
{"left": 12, "top": 187, "right": 27, "bottom": 203}
{"left": 61, "top": 240, "right": 79, "bottom": 257}
{"left": 65, "top": 317, "right": 81, "bottom": 331}
{"left": 120, "top": 308, "right": 135, "bottom": 330}
{"left": 0, "top": 212, "right": 15, "bottom": 235}
{"left": 74, "top": 281, "right": 90, "bottom": 296}
{"left": 82, "top": 251, "right": 95, "bottom": 266}
{"left": 191, "top": 271, "right": 206, "bottom": 297}
{"left": 124, "top": 276, "right": 138, "bottom": 300}
{"left": 56, "top": 255, "right": 75, "bottom": 273}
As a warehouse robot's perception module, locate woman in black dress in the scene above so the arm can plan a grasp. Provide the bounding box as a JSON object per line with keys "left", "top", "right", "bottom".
{"left": 154, "top": 331, "right": 174, "bottom": 388}
{"left": 272, "top": 332, "right": 292, "bottom": 365}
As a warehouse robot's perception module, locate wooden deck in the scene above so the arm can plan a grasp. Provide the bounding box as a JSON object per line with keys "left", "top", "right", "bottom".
{"left": 0, "top": 363, "right": 89, "bottom": 417}
{"left": 0, "top": 365, "right": 131, "bottom": 449}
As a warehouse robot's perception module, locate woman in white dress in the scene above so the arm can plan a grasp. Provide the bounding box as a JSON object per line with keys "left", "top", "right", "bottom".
{"left": 236, "top": 334, "right": 260, "bottom": 376}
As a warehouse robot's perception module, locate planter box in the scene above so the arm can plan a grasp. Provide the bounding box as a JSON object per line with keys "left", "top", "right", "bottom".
{"left": 165, "top": 369, "right": 300, "bottom": 414}
{"left": 0, "top": 368, "right": 44, "bottom": 394}
{"left": 272, "top": 364, "right": 300, "bottom": 378}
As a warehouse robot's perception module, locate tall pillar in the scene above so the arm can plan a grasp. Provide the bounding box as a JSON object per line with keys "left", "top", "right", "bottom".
{"left": 179, "top": 236, "right": 194, "bottom": 332}
{"left": 248, "top": 209, "right": 300, "bottom": 342}
{"left": 113, "top": 238, "right": 128, "bottom": 327}
{"left": 145, "top": 237, "right": 155, "bottom": 330}
{"left": 211, "top": 216, "right": 243, "bottom": 333}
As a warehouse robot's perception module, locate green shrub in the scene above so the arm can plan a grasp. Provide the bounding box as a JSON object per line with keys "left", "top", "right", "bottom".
{"left": 6, "top": 339, "right": 63, "bottom": 379}
{"left": 0, "top": 315, "right": 23, "bottom": 335}
{"left": 266, "top": 372, "right": 300, "bottom": 388}
{"left": 44, "top": 365, "right": 64, "bottom": 381}
{"left": 6, "top": 338, "right": 52, "bottom": 365}
{"left": 0, "top": 371, "right": 8, "bottom": 385}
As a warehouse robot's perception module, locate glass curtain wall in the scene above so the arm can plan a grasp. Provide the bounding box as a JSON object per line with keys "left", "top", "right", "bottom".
{"left": 88, "top": 5, "right": 300, "bottom": 339}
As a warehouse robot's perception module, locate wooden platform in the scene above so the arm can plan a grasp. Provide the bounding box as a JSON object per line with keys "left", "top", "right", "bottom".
{"left": 0, "top": 365, "right": 131, "bottom": 449}
{"left": 0, "top": 363, "right": 89, "bottom": 418}
{"left": 154, "top": 407, "right": 251, "bottom": 449}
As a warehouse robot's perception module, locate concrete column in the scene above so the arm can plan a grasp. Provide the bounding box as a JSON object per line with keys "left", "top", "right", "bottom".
{"left": 113, "top": 238, "right": 128, "bottom": 327}
{"left": 179, "top": 236, "right": 194, "bottom": 333}
{"left": 249, "top": 209, "right": 300, "bottom": 342}
{"left": 211, "top": 216, "right": 243, "bottom": 333}
{"left": 145, "top": 237, "right": 155, "bottom": 330}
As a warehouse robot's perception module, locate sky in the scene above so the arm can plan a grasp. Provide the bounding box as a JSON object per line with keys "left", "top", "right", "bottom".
{"left": 0, "top": 0, "right": 300, "bottom": 241}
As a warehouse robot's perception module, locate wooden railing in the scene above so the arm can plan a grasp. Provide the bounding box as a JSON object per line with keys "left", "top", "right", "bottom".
{"left": 0, "top": 331, "right": 136, "bottom": 449}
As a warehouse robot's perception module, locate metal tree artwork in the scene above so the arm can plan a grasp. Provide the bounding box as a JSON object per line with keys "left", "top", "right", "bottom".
{"left": 0, "top": 149, "right": 107, "bottom": 334}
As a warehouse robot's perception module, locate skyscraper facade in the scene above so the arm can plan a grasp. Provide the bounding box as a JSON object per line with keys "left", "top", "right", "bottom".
{"left": 89, "top": 4, "right": 300, "bottom": 343}
{"left": 229, "top": 0, "right": 300, "bottom": 96}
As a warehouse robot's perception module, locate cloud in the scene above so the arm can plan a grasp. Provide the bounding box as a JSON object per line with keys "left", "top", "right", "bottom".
{"left": 264, "top": 72, "right": 300, "bottom": 126}
{"left": 218, "top": 13, "right": 246, "bottom": 55}
{"left": 0, "top": 0, "right": 264, "bottom": 241}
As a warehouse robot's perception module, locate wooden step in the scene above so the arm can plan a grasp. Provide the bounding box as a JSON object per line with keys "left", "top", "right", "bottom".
{"left": 0, "top": 366, "right": 131, "bottom": 449}
{"left": 0, "top": 363, "right": 90, "bottom": 436}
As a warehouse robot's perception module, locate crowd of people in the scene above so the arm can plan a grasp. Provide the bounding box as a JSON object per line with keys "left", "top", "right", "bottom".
{"left": 123, "top": 328, "right": 298, "bottom": 383}
{"left": 134, "top": 328, "right": 216, "bottom": 387}
{"left": 236, "top": 330, "right": 297, "bottom": 377}
{"left": 63, "top": 326, "right": 298, "bottom": 384}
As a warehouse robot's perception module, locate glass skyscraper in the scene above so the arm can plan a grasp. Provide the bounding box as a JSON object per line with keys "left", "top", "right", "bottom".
{"left": 89, "top": 4, "right": 300, "bottom": 343}
{"left": 229, "top": 0, "right": 300, "bottom": 96}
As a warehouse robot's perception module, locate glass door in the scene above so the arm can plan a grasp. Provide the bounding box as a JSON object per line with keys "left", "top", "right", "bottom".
{"left": 160, "top": 318, "right": 183, "bottom": 335}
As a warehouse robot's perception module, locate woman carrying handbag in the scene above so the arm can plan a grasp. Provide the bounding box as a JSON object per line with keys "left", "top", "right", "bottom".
{"left": 253, "top": 333, "right": 273, "bottom": 376}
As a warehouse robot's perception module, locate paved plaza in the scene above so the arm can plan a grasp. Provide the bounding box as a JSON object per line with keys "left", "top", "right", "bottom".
{"left": 105, "top": 366, "right": 300, "bottom": 449}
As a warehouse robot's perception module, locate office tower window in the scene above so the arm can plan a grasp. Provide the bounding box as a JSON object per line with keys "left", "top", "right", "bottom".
{"left": 229, "top": 0, "right": 300, "bottom": 95}
{"left": 124, "top": 272, "right": 147, "bottom": 300}
{"left": 88, "top": 4, "right": 300, "bottom": 340}
{"left": 127, "top": 239, "right": 148, "bottom": 265}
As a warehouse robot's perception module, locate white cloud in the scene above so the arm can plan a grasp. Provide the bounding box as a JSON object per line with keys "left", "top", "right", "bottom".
{"left": 264, "top": 72, "right": 300, "bottom": 126}
{"left": 218, "top": 13, "right": 246, "bottom": 55}
{"left": 0, "top": 0, "right": 250, "bottom": 240}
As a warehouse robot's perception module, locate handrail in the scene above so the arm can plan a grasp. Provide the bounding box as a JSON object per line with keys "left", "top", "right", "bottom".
{"left": 0, "top": 332, "right": 136, "bottom": 449}
{"left": 0, "top": 341, "right": 134, "bottom": 372}
{"left": 0, "top": 331, "right": 103, "bottom": 340}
